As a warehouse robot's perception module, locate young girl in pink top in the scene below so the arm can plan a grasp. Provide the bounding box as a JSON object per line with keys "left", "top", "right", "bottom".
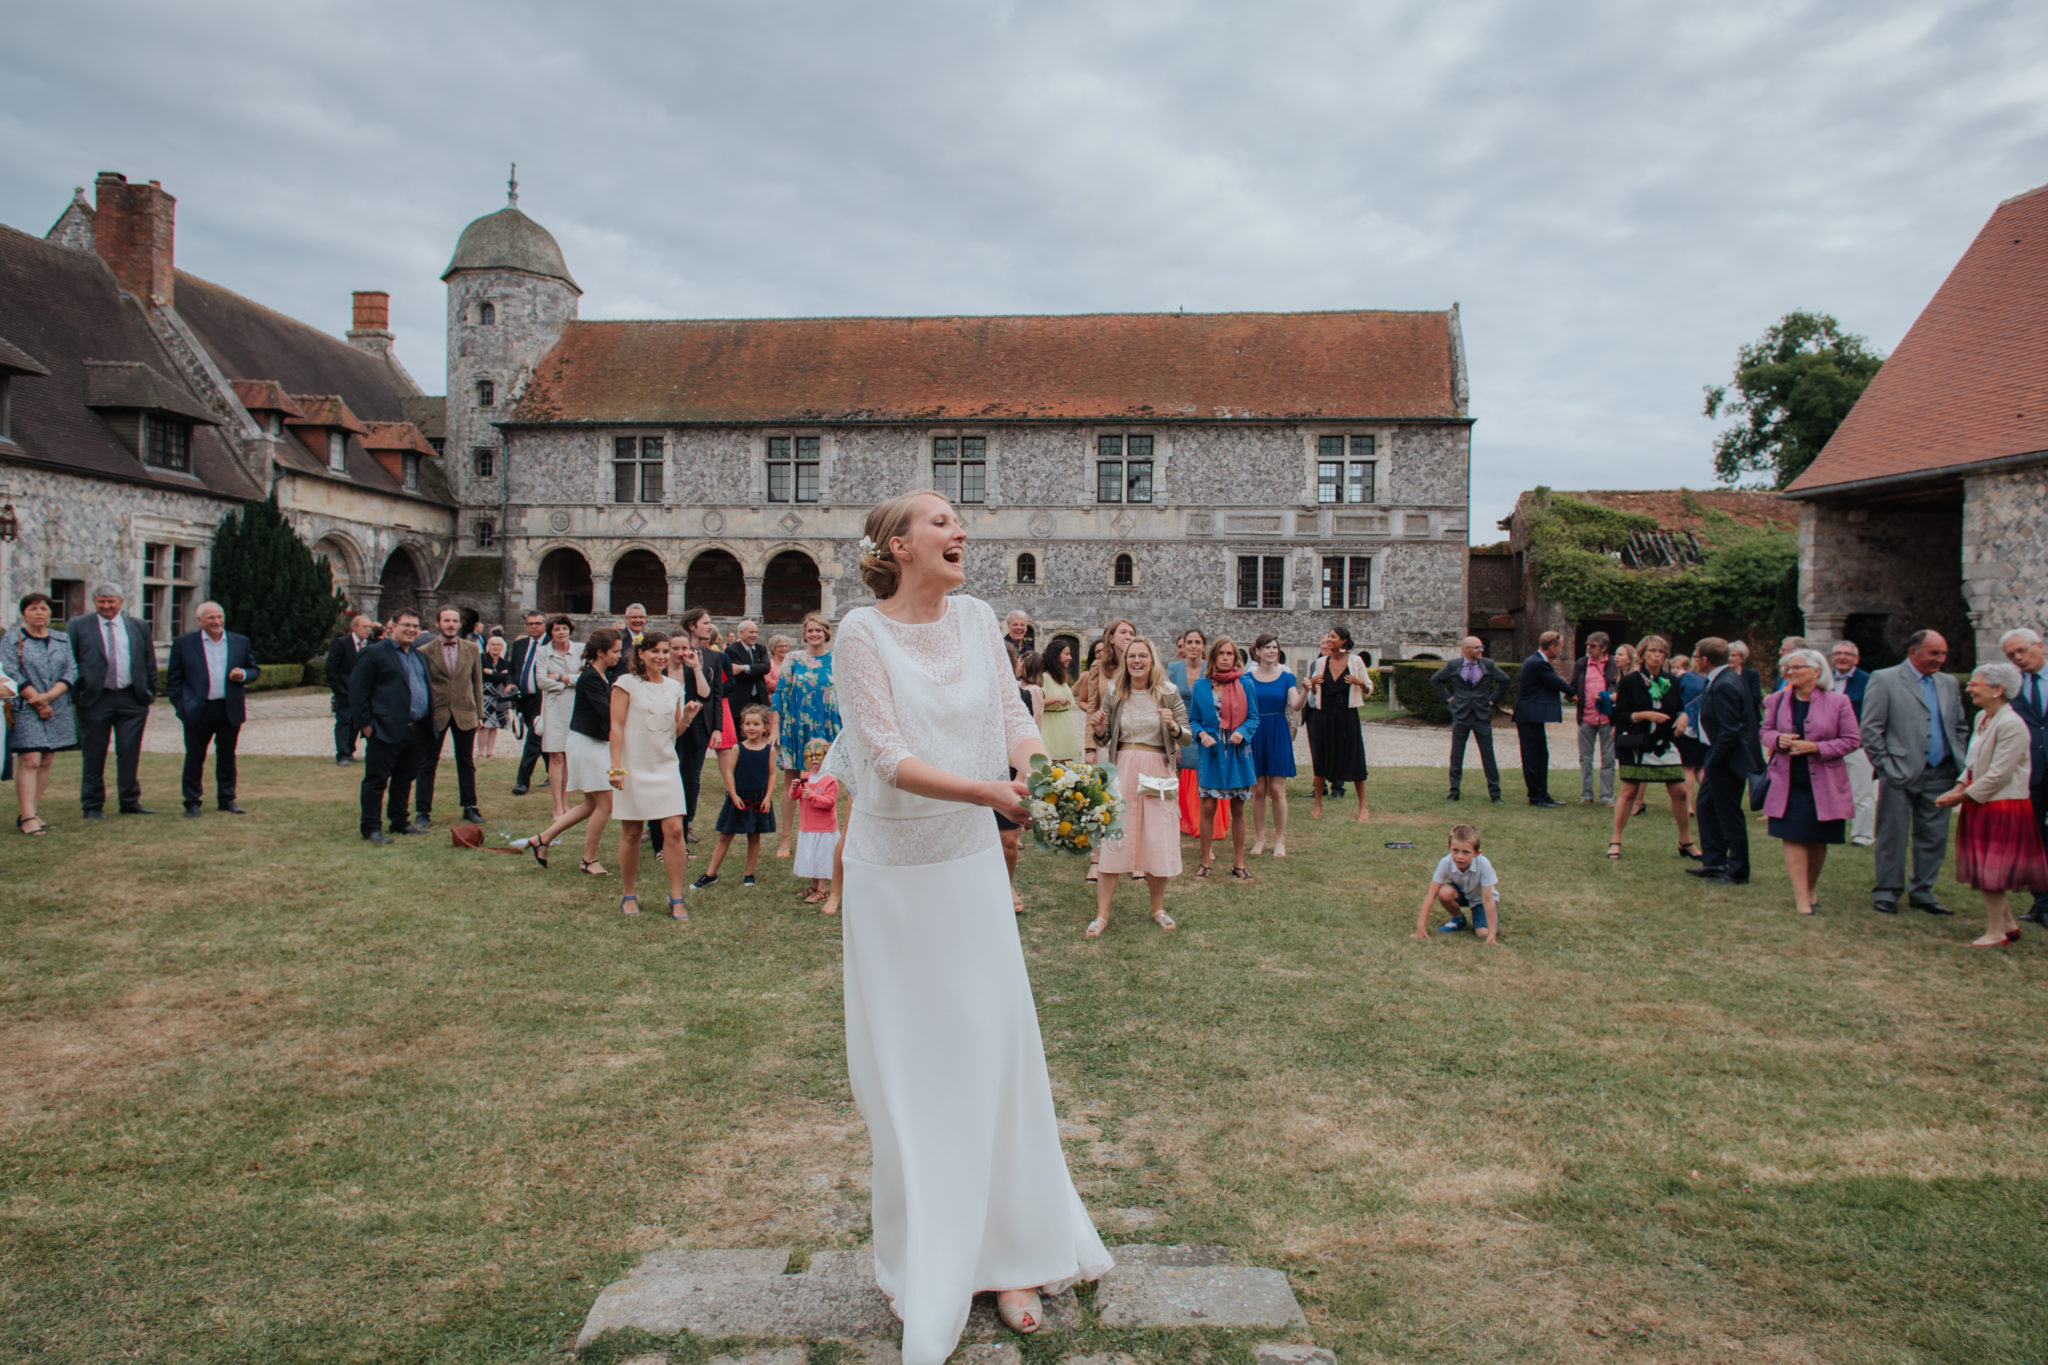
{"left": 792, "top": 737, "right": 840, "bottom": 909}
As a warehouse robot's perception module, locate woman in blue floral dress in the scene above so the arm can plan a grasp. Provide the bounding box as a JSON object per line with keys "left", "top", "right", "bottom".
{"left": 774, "top": 612, "right": 842, "bottom": 856}
{"left": 4, "top": 591, "right": 79, "bottom": 836}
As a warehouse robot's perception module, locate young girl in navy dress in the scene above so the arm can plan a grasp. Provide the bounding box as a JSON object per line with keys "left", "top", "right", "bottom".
{"left": 692, "top": 704, "right": 778, "bottom": 889}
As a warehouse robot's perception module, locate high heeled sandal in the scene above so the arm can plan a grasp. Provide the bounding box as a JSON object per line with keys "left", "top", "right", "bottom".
{"left": 1195, "top": 863, "right": 1212, "bottom": 878}
{"left": 519, "top": 834, "right": 549, "bottom": 868}
{"left": 1677, "top": 842, "right": 1703, "bottom": 861}
{"left": 620, "top": 894, "right": 639, "bottom": 916}
{"left": 995, "top": 1291, "right": 1043, "bottom": 1336}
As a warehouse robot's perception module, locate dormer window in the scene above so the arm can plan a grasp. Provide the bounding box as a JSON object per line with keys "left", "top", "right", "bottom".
{"left": 477, "top": 302, "right": 496, "bottom": 326}
{"left": 402, "top": 454, "right": 420, "bottom": 492}
{"left": 145, "top": 415, "right": 192, "bottom": 472}
{"left": 0, "top": 375, "right": 11, "bottom": 442}
{"left": 476, "top": 379, "right": 495, "bottom": 407}
{"left": 266, "top": 412, "right": 283, "bottom": 437}
{"left": 327, "top": 430, "right": 346, "bottom": 473}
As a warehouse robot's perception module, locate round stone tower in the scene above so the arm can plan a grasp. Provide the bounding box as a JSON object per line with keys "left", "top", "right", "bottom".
{"left": 441, "top": 170, "right": 580, "bottom": 525}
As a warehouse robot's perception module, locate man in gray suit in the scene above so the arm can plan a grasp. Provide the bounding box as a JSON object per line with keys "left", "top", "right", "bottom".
{"left": 1432, "top": 636, "right": 1510, "bottom": 802}
{"left": 67, "top": 582, "right": 157, "bottom": 818}
{"left": 1860, "top": 629, "right": 1969, "bottom": 916}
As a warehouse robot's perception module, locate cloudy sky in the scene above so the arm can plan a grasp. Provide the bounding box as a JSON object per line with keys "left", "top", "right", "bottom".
{"left": 4, "top": 0, "right": 2044, "bottom": 536}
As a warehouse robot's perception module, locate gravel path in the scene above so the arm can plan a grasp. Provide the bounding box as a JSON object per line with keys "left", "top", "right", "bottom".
{"left": 142, "top": 693, "right": 1588, "bottom": 769}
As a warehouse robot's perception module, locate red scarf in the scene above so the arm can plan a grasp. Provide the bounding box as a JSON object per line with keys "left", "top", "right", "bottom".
{"left": 1209, "top": 666, "right": 1248, "bottom": 732}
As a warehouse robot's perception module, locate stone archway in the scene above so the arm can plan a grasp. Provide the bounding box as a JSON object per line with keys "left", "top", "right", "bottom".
{"left": 376, "top": 547, "right": 423, "bottom": 620}
{"left": 313, "top": 535, "right": 360, "bottom": 611}
{"left": 537, "top": 547, "right": 594, "bottom": 615}
{"left": 610, "top": 549, "right": 669, "bottom": 615}
{"left": 763, "top": 549, "right": 821, "bottom": 623}
{"left": 686, "top": 549, "right": 745, "bottom": 619}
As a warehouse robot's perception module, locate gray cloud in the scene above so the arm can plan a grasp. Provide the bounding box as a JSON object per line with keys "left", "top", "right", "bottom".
{"left": 4, "top": 0, "right": 2044, "bottom": 536}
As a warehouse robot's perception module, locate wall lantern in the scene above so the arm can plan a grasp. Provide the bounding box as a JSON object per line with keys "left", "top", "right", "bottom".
{"left": 0, "top": 504, "right": 16, "bottom": 542}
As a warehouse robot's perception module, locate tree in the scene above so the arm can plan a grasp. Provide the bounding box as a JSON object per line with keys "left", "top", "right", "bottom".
{"left": 209, "top": 494, "right": 349, "bottom": 664}
{"left": 1704, "top": 311, "right": 1884, "bottom": 489}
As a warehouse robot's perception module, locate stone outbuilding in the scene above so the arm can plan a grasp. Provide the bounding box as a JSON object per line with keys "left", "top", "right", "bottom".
{"left": 0, "top": 173, "right": 455, "bottom": 652}
{"left": 1784, "top": 181, "right": 2048, "bottom": 669}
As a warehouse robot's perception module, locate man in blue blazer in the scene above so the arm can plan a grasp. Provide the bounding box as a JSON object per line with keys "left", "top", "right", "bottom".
{"left": 67, "top": 581, "right": 158, "bottom": 817}
{"left": 165, "top": 601, "right": 261, "bottom": 817}
{"left": 350, "top": 609, "right": 433, "bottom": 843}
{"left": 2000, "top": 627, "right": 2048, "bottom": 924}
{"left": 1688, "top": 636, "right": 1760, "bottom": 884}
{"left": 1511, "top": 630, "right": 1575, "bottom": 806}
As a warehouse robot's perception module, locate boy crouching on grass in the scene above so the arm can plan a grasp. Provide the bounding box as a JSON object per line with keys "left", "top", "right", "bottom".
{"left": 1413, "top": 824, "right": 1501, "bottom": 945}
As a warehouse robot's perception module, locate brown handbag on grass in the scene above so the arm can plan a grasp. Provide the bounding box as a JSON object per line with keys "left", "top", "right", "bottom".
{"left": 451, "top": 824, "right": 522, "bottom": 854}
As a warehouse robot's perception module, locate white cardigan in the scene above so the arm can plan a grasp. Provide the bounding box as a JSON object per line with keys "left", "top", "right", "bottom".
{"left": 1304, "top": 653, "right": 1375, "bottom": 710}
{"left": 1961, "top": 704, "right": 2034, "bottom": 804}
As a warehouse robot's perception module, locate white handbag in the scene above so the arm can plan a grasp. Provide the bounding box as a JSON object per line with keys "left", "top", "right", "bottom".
{"left": 1136, "top": 773, "right": 1179, "bottom": 801}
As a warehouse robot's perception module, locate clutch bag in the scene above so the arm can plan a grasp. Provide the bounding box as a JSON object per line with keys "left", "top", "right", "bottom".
{"left": 1136, "top": 773, "right": 1179, "bottom": 801}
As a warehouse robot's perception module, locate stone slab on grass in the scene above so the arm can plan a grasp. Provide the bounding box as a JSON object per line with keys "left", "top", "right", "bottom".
{"left": 954, "top": 1345, "right": 1022, "bottom": 1365}
{"left": 1095, "top": 1265, "right": 1307, "bottom": 1330}
{"left": 1106, "top": 1244, "right": 1237, "bottom": 1268}
{"left": 1062, "top": 1355, "right": 1139, "bottom": 1365}
{"left": 1255, "top": 1346, "right": 1336, "bottom": 1365}
{"left": 576, "top": 1266, "right": 897, "bottom": 1347}
{"left": 708, "top": 1351, "right": 809, "bottom": 1365}
{"left": 806, "top": 1248, "right": 875, "bottom": 1279}
{"left": 630, "top": 1248, "right": 792, "bottom": 1279}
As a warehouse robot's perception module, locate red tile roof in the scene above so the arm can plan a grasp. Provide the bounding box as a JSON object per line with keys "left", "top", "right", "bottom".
{"left": 361, "top": 420, "right": 437, "bottom": 457}
{"left": 1786, "top": 183, "right": 2048, "bottom": 494}
{"left": 509, "top": 310, "right": 1465, "bottom": 425}
{"left": 286, "top": 393, "right": 369, "bottom": 436}
{"left": 1552, "top": 488, "right": 1792, "bottom": 536}
{"left": 230, "top": 379, "right": 306, "bottom": 418}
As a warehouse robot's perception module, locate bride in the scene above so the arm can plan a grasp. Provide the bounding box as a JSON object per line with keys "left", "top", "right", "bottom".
{"left": 828, "top": 490, "right": 1112, "bottom": 1364}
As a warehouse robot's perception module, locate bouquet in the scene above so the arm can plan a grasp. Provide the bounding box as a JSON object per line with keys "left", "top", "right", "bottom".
{"left": 1025, "top": 754, "right": 1124, "bottom": 854}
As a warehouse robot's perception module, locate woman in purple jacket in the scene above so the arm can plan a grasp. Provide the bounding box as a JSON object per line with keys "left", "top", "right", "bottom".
{"left": 1761, "top": 648, "right": 1863, "bottom": 916}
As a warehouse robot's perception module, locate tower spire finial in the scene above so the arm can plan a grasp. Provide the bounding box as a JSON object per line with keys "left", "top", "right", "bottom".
{"left": 507, "top": 162, "right": 519, "bottom": 208}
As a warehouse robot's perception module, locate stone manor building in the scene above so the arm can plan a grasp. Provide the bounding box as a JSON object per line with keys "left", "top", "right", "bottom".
{"left": 441, "top": 188, "right": 1474, "bottom": 660}
{"left": 2, "top": 173, "right": 1474, "bottom": 663}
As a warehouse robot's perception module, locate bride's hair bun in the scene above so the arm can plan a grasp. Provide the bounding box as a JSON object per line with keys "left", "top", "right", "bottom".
{"left": 859, "top": 490, "right": 949, "bottom": 599}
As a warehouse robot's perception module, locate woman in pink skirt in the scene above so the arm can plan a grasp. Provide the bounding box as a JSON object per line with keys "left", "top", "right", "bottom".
{"left": 1936, "top": 662, "right": 2048, "bottom": 947}
{"left": 1088, "top": 637, "right": 1188, "bottom": 936}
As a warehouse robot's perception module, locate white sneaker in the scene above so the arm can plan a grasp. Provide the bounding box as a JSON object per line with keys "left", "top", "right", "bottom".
{"left": 1851, "top": 835, "right": 1874, "bottom": 847}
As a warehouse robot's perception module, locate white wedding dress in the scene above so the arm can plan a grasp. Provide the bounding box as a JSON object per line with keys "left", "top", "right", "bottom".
{"left": 828, "top": 594, "right": 1112, "bottom": 1365}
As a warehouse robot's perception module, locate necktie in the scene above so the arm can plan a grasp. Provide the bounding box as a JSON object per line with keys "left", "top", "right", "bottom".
{"left": 1921, "top": 671, "right": 1946, "bottom": 767}
{"left": 521, "top": 643, "right": 536, "bottom": 691}
{"left": 104, "top": 619, "right": 122, "bottom": 689}
{"left": 2030, "top": 672, "right": 2042, "bottom": 713}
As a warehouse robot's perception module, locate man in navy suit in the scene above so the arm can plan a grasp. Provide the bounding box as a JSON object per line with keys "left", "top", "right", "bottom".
{"left": 325, "top": 614, "right": 374, "bottom": 765}
{"left": 1689, "top": 636, "right": 1760, "bottom": 884}
{"left": 66, "top": 581, "right": 157, "bottom": 817}
{"left": 350, "top": 609, "right": 433, "bottom": 844}
{"left": 505, "top": 610, "right": 549, "bottom": 794}
{"left": 166, "top": 600, "right": 262, "bottom": 817}
{"left": 2002, "top": 627, "right": 2048, "bottom": 924}
{"left": 1511, "top": 630, "right": 1575, "bottom": 806}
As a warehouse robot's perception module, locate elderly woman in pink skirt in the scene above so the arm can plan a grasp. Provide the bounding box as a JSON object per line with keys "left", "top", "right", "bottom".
{"left": 1087, "top": 637, "right": 1188, "bottom": 936}
{"left": 1937, "top": 662, "right": 2048, "bottom": 947}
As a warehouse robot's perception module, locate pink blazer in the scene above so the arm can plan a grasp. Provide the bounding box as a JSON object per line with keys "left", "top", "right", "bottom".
{"left": 1760, "top": 686, "right": 1862, "bottom": 822}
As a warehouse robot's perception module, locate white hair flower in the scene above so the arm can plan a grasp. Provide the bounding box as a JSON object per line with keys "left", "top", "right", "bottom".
{"left": 859, "top": 534, "right": 885, "bottom": 559}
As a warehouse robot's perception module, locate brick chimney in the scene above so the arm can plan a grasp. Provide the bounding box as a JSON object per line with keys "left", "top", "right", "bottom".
{"left": 347, "top": 290, "right": 394, "bottom": 357}
{"left": 92, "top": 172, "right": 176, "bottom": 307}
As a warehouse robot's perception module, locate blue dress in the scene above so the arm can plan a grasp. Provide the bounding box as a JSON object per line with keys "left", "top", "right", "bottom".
{"left": 1189, "top": 678, "right": 1260, "bottom": 797}
{"left": 1245, "top": 669, "right": 1297, "bottom": 778}
{"left": 773, "top": 650, "right": 842, "bottom": 771}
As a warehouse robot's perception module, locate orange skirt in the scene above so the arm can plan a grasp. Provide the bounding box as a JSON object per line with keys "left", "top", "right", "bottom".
{"left": 1177, "top": 767, "right": 1230, "bottom": 837}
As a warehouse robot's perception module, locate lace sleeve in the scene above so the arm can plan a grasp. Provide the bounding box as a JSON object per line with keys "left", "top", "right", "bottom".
{"left": 982, "top": 603, "right": 1041, "bottom": 758}
{"left": 834, "top": 614, "right": 911, "bottom": 786}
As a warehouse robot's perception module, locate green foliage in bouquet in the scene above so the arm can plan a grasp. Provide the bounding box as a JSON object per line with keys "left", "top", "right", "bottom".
{"left": 1025, "top": 753, "right": 1124, "bottom": 854}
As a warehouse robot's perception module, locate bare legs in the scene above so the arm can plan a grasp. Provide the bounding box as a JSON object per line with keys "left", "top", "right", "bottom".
{"left": 1974, "top": 889, "right": 2019, "bottom": 946}
{"left": 776, "top": 767, "right": 797, "bottom": 857}
{"left": 1610, "top": 779, "right": 1693, "bottom": 853}
{"left": 534, "top": 788, "right": 612, "bottom": 873}
{"left": 1199, "top": 795, "right": 1250, "bottom": 874}
{"left": 13, "top": 751, "right": 51, "bottom": 833}
{"left": 1354, "top": 779, "right": 1371, "bottom": 823}
{"left": 547, "top": 752, "right": 569, "bottom": 820}
{"left": 477, "top": 726, "right": 498, "bottom": 760}
{"left": 620, "top": 814, "right": 687, "bottom": 911}
{"left": 1781, "top": 840, "right": 1827, "bottom": 915}
{"left": 1091, "top": 870, "right": 1173, "bottom": 933}
{"left": 1000, "top": 824, "right": 1024, "bottom": 911}
{"left": 1248, "top": 774, "right": 1289, "bottom": 856}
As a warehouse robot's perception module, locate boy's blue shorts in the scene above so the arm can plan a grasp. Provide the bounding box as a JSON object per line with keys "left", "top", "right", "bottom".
{"left": 1449, "top": 885, "right": 1490, "bottom": 931}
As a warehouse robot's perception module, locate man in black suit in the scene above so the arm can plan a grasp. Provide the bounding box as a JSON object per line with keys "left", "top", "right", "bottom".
{"left": 165, "top": 600, "right": 261, "bottom": 817}
{"left": 678, "top": 606, "right": 731, "bottom": 842}
{"left": 349, "top": 608, "right": 432, "bottom": 844}
{"left": 506, "top": 610, "right": 549, "bottom": 794}
{"left": 66, "top": 582, "right": 157, "bottom": 817}
{"left": 725, "top": 618, "right": 772, "bottom": 712}
{"left": 1511, "top": 630, "right": 1575, "bottom": 806}
{"left": 1689, "top": 636, "right": 1759, "bottom": 884}
{"left": 325, "top": 614, "right": 374, "bottom": 765}
{"left": 1432, "top": 636, "right": 1510, "bottom": 802}
{"left": 2001, "top": 627, "right": 2048, "bottom": 924}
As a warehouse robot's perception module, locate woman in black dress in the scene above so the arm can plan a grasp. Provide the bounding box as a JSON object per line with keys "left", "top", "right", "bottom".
{"left": 1306, "top": 626, "right": 1372, "bottom": 821}
{"left": 478, "top": 634, "right": 513, "bottom": 760}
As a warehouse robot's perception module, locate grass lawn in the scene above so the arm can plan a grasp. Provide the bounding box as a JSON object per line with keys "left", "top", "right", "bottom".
{"left": 4, "top": 753, "right": 2045, "bottom": 1364}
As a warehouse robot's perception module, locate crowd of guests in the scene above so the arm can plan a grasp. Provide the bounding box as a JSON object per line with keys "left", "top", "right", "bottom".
{"left": 1426, "top": 623, "right": 2047, "bottom": 947}
{"left": 7, "top": 582, "right": 2044, "bottom": 950}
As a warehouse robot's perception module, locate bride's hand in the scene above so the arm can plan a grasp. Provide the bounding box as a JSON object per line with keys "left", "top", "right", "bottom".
{"left": 983, "top": 778, "right": 1030, "bottom": 825}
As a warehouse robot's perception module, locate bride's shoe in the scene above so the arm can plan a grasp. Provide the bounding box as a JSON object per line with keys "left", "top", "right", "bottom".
{"left": 995, "top": 1289, "right": 1042, "bottom": 1335}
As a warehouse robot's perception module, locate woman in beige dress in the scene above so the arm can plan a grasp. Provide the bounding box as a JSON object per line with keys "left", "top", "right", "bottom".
{"left": 1088, "top": 637, "right": 1188, "bottom": 935}
{"left": 610, "top": 631, "right": 701, "bottom": 919}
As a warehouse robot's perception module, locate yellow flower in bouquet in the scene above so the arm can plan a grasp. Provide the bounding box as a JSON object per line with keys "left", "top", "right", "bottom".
{"left": 1026, "top": 754, "right": 1124, "bottom": 854}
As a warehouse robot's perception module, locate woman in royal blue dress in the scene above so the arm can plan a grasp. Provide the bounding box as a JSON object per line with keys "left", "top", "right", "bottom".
{"left": 1189, "top": 636, "right": 1259, "bottom": 879}
{"left": 1243, "top": 632, "right": 1302, "bottom": 858}
{"left": 774, "top": 611, "right": 841, "bottom": 857}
